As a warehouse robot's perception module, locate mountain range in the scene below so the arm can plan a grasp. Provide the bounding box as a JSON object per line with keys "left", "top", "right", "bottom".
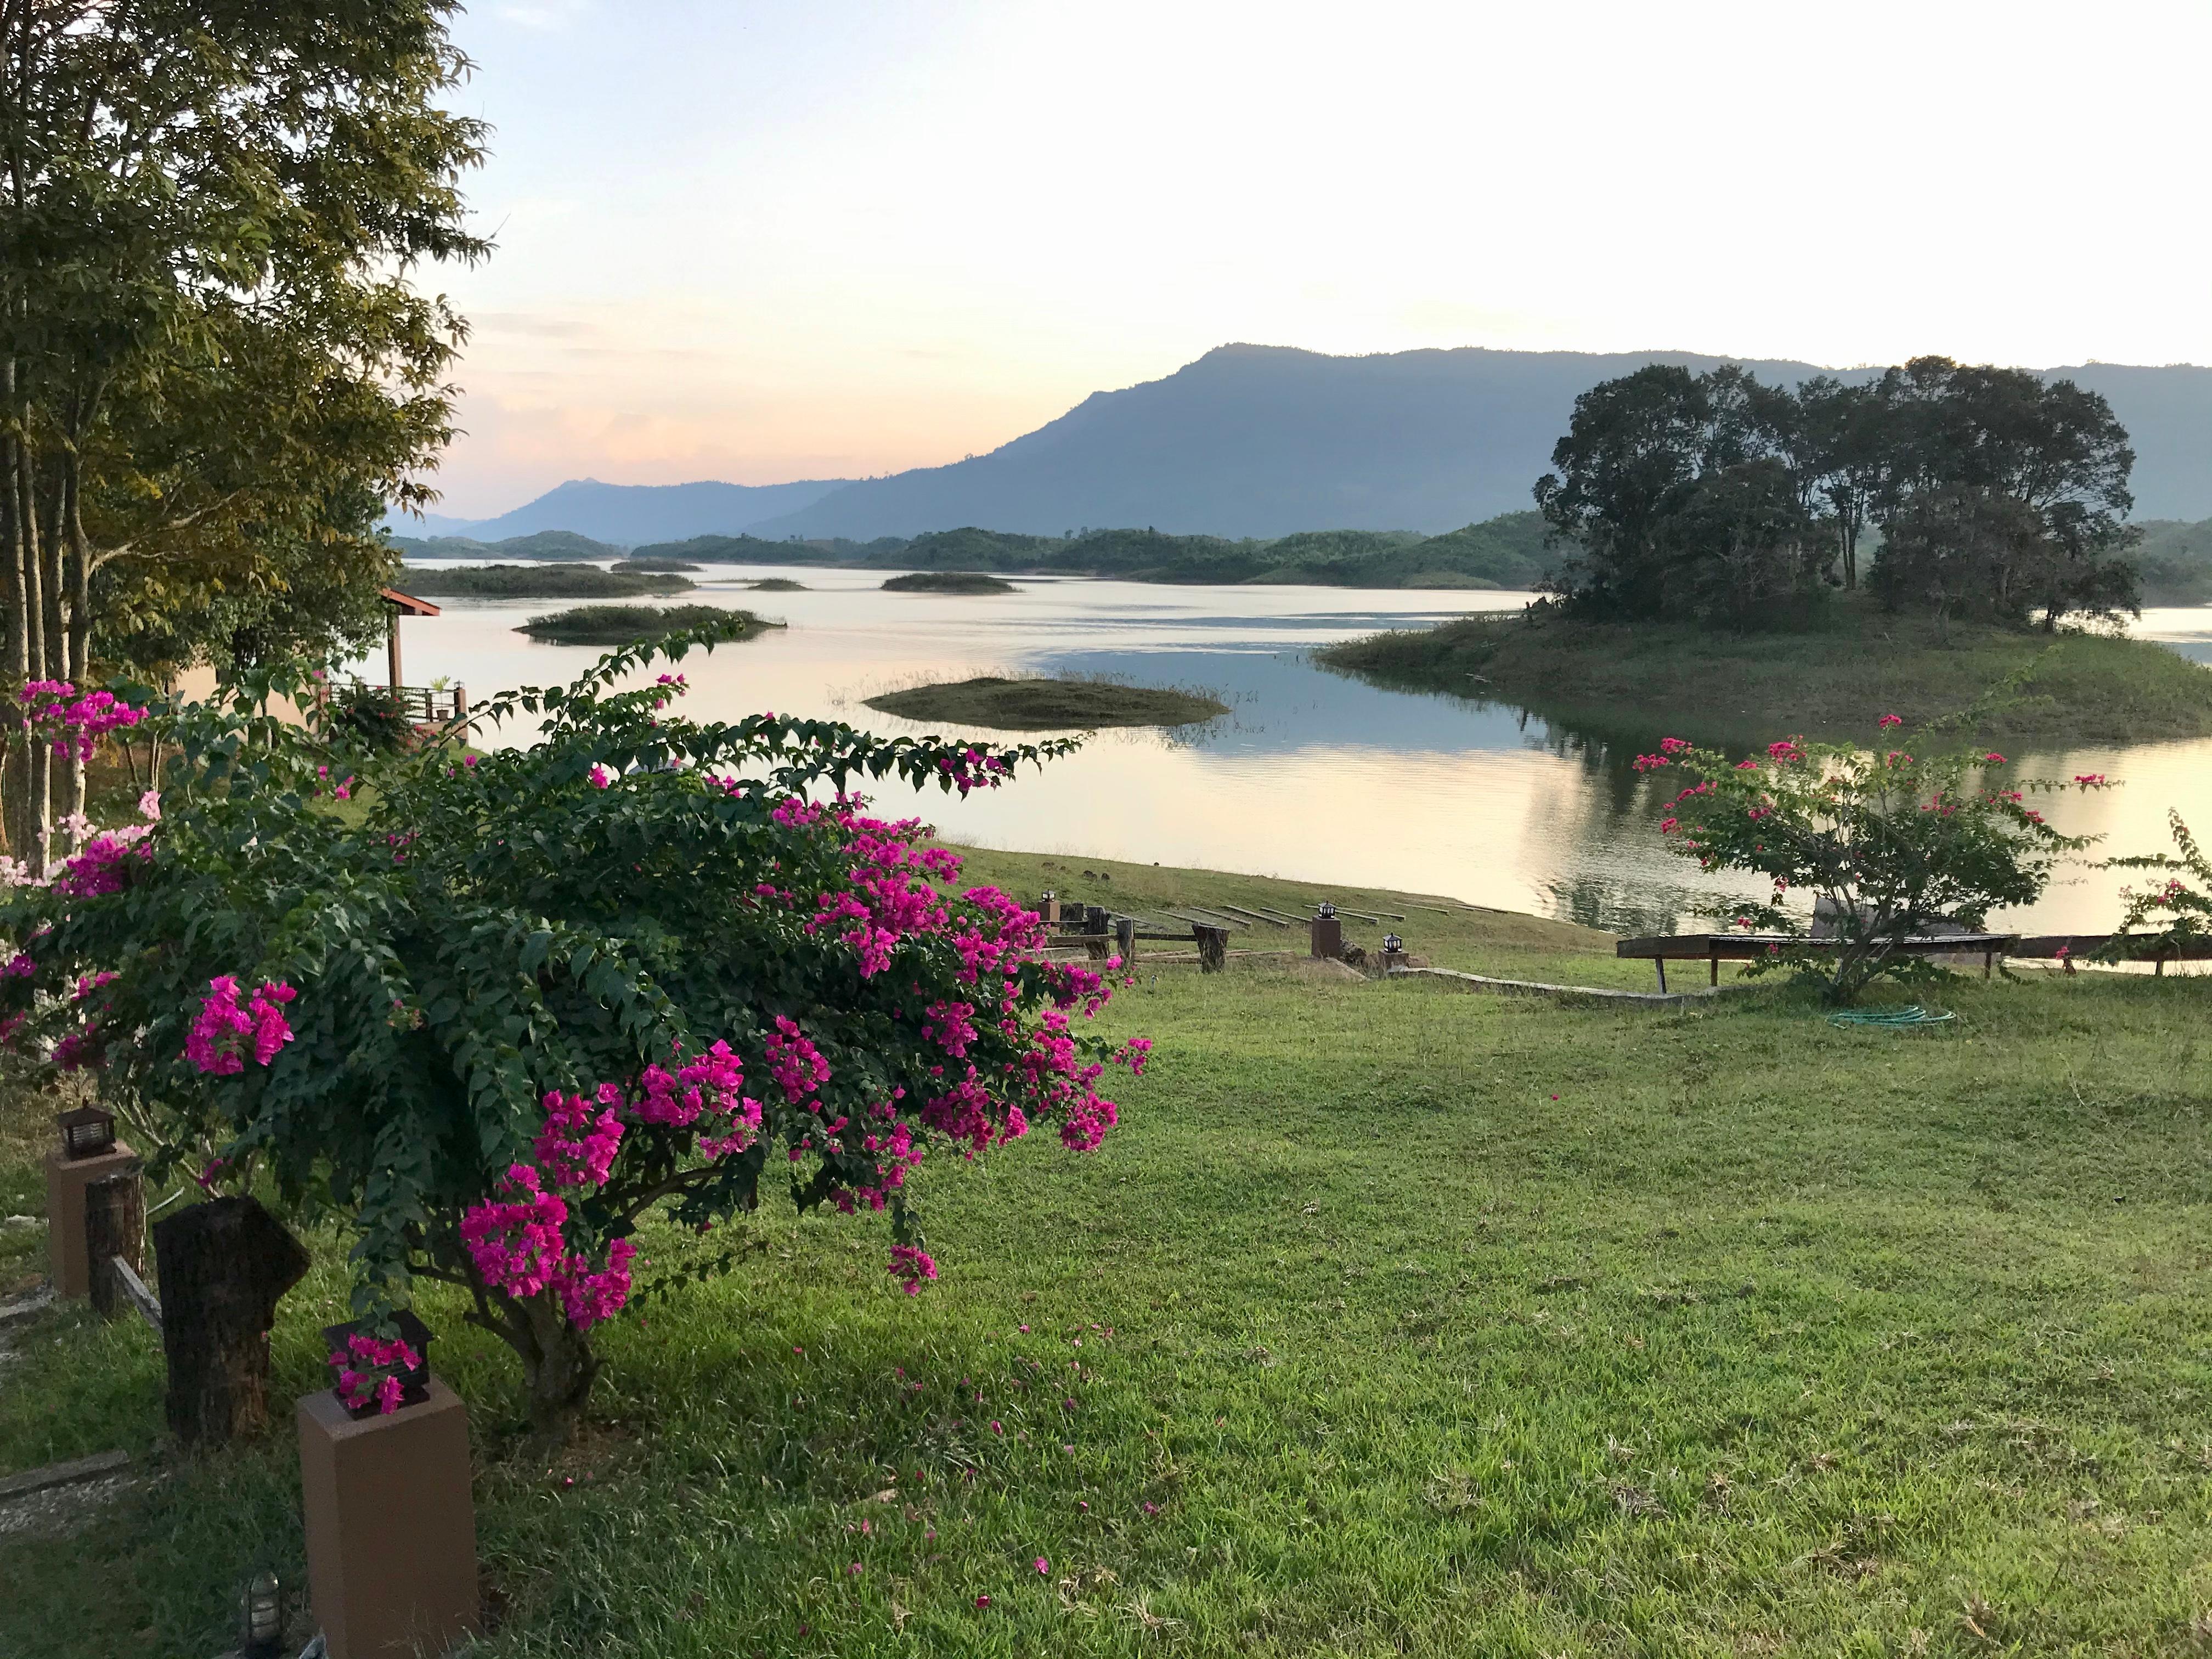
{"left": 400, "top": 345, "right": 2212, "bottom": 544}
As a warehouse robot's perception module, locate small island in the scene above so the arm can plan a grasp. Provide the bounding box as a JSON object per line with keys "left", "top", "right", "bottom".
{"left": 881, "top": 571, "right": 1016, "bottom": 594}
{"left": 863, "top": 675, "right": 1227, "bottom": 730}
{"left": 400, "top": 562, "right": 693, "bottom": 599}
{"left": 611, "top": 555, "right": 702, "bottom": 573}
{"left": 747, "top": 577, "right": 809, "bottom": 591}
{"left": 515, "top": 603, "right": 781, "bottom": 646}
{"left": 1322, "top": 596, "right": 2212, "bottom": 747}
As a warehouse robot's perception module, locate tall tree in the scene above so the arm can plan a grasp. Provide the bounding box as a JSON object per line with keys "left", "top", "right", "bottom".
{"left": 1, "top": 0, "right": 487, "bottom": 871}
{"left": 1796, "top": 376, "right": 1892, "bottom": 590}
{"left": 1533, "top": 365, "right": 1714, "bottom": 617}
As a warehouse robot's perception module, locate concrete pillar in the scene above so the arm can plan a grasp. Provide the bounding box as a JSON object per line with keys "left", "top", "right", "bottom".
{"left": 44, "top": 1143, "right": 138, "bottom": 1298}
{"left": 298, "top": 1377, "right": 480, "bottom": 1659}
{"left": 1308, "top": 916, "right": 1343, "bottom": 960}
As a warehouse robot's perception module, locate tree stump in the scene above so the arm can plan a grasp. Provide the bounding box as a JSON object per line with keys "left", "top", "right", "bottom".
{"left": 1195, "top": 924, "right": 1228, "bottom": 973}
{"left": 83, "top": 1166, "right": 145, "bottom": 1322}
{"left": 151, "top": 1197, "right": 311, "bottom": 1447}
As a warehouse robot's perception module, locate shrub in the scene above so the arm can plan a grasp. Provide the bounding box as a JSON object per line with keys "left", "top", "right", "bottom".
{"left": 1, "top": 624, "right": 1144, "bottom": 1437}
{"left": 329, "top": 681, "right": 414, "bottom": 751}
{"left": 2098, "top": 808, "right": 2212, "bottom": 966}
{"left": 1638, "top": 720, "right": 2109, "bottom": 1000}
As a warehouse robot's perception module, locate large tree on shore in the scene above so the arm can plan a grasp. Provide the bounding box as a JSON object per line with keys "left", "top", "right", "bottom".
{"left": 1, "top": 0, "right": 488, "bottom": 870}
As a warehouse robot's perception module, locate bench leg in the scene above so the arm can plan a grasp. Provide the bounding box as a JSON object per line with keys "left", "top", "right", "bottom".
{"left": 1710, "top": 955, "right": 1719, "bottom": 987}
{"left": 1655, "top": 959, "right": 1667, "bottom": 994}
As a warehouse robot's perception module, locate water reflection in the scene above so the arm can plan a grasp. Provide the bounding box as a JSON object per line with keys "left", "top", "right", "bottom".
{"left": 364, "top": 563, "right": 2212, "bottom": 935}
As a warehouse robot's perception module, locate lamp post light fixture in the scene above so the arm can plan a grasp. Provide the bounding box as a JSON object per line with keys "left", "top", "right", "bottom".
{"left": 321, "top": 1309, "right": 437, "bottom": 1417}
{"left": 55, "top": 1104, "right": 116, "bottom": 1161}
{"left": 1316, "top": 902, "right": 1338, "bottom": 921}
{"left": 239, "top": 1568, "right": 285, "bottom": 1658}
{"left": 1383, "top": 933, "right": 1404, "bottom": 955}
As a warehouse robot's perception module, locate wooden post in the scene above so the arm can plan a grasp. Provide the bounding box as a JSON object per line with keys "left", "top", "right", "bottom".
{"left": 151, "top": 1197, "right": 312, "bottom": 1448}
{"left": 1195, "top": 924, "right": 1228, "bottom": 973}
{"left": 1655, "top": 958, "right": 1668, "bottom": 993}
{"left": 83, "top": 1167, "right": 146, "bottom": 1323}
{"left": 386, "top": 607, "right": 403, "bottom": 691}
{"left": 1115, "top": 916, "right": 1136, "bottom": 964}
{"left": 1709, "top": 948, "right": 1719, "bottom": 987}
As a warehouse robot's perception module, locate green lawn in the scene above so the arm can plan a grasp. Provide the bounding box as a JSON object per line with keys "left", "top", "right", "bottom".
{"left": 3, "top": 854, "right": 2209, "bottom": 1655}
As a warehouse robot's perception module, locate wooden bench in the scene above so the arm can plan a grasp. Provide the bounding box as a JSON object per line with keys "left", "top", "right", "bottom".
{"left": 1615, "top": 932, "right": 2017, "bottom": 992}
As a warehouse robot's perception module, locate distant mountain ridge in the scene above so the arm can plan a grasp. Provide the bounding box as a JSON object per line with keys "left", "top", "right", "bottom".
{"left": 392, "top": 477, "right": 850, "bottom": 545}
{"left": 404, "top": 346, "right": 2212, "bottom": 544}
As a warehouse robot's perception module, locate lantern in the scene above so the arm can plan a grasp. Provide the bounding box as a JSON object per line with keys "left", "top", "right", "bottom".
{"left": 1040, "top": 889, "right": 1056, "bottom": 901}
{"left": 55, "top": 1104, "right": 116, "bottom": 1161}
{"left": 1316, "top": 902, "right": 1338, "bottom": 920}
{"left": 321, "top": 1310, "right": 437, "bottom": 1417}
{"left": 1383, "top": 934, "right": 1403, "bottom": 955}
{"left": 239, "top": 1569, "right": 285, "bottom": 1658}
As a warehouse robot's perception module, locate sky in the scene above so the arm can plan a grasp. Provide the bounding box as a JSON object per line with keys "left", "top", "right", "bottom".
{"left": 424, "top": 0, "right": 2212, "bottom": 518}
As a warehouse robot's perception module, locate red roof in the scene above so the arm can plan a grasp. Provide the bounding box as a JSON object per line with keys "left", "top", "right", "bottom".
{"left": 380, "top": 586, "right": 441, "bottom": 617}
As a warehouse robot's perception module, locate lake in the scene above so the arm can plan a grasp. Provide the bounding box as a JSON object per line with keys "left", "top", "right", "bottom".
{"left": 371, "top": 563, "right": 2212, "bottom": 936}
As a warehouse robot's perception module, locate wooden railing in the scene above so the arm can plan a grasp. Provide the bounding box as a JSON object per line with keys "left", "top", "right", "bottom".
{"left": 312, "top": 681, "right": 468, "bottom": 728}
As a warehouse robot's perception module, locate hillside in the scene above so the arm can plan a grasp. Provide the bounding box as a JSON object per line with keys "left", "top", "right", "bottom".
{"left": 390, "top": 529, "right": 625, "bottom": 562}
{"left": 397, "top": 349, "right": 2212, "bottom": 548}
{"left": 747, "top": 347, "right": 2212, "bottom": 541}
{"left": 2133, "top": 516, "right": 2212, "bottom": 604}
{"left": 390, "top": 477, "right": 850, "bottom": 544}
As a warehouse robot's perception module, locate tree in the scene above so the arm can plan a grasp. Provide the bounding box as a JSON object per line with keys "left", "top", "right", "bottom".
{"left": 1, "top": 0, "right": 488, "bottom": 873}
{"left": 1656, "top": 459, "right": 1819, "bottom": 629}
{"left": 1533, "top": 365, "right": 1714, "bottom": 616}
{"left": 1634, "top": 721, "right": 2107, "bottom": 1001}
{"left": 1871, "top": 357, "right": 2139, "bottom": 627}
{"left": 1796, "top": 377, "right": 1893, "bottom": 590}
{"left": 0, "top": 625, "right": 1146, "bottom": 1440}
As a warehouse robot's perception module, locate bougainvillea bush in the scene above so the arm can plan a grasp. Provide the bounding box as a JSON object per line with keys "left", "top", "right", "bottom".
{"left": 2098, "top": 809, "right": 2212, "bottom": 967}
{"left": 1635, "top": 721, "right": 2110, "bottom": 1000}
{"left": 0, "top": 625, "right": 1144, "bottom": 1436}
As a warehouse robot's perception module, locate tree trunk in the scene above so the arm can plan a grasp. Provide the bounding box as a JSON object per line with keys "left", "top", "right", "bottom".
{"left": 151, "top": 1197, "right": 313, "bottom": 1447}
{"left": 84, "top": 1165, "right": 146, "bottom": 1321}
{"left": 53, "top": 461, "right": 89, "bottom": 840}
{"left": 512, "top": 1292, "right": 599, "bottom": 1442}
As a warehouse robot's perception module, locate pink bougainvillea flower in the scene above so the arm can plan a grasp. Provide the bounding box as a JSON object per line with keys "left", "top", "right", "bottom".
{"left": 589, "top": 764, "right": 611, "bottom": 788}
{"left": 1878, "top": 714, "right": 1903, "bottom": 728}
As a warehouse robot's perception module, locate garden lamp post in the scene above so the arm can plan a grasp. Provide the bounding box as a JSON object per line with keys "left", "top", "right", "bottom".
{"left": 1310, "top": 902, "right": 1344, "bottom": 961}
{"left": 55, "top": 1104, "right": 116, "bottom": 1160}
{"left": 239, "top": 1568, "right": 285, "bottom": 1658}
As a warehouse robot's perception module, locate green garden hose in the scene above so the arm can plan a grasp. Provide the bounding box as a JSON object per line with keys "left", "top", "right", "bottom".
{"left": 1827, "top": 1005, "right": 1955, "bottom": 1029}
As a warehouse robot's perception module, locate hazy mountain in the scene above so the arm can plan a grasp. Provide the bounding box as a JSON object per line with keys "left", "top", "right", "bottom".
{"left": 742, "top": 346, "right": 2212, "bottom": 540}
{"left": 390, "top": 477, "right": 850, "bottom": 545}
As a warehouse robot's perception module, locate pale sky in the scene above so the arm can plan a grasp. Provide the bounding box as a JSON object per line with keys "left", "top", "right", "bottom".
{"left": 425, "top": 0, "right": 2212, "bottom": 517}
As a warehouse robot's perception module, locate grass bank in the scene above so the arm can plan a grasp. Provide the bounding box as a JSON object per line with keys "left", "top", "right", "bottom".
{"left": 1320, "top": 597, "right": 2212, "bottom": 748}
{"left": 864, "top": 677, "right": 1228, "bottom": 732}
{"left": 4, "top": 849, "right": 2209, "bottom": 1655}
{"left": 514, "top": 605, "right": 780, "bottom": 646}
{"left": 882, "top": 571, "right": 1017, "bottom": 594}
{"left": 401, "top": 563, "right": 693, "bottom": 599}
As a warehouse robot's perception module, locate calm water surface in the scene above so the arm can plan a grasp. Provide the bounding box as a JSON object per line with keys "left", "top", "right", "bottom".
{"left": 366, "top": 563, "right": 2212, "bottom": 935}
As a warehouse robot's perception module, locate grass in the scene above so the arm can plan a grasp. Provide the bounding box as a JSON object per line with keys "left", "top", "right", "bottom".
{"left": 401, "top": 563, "right": 695, "bottom": 600}
{"left": 1319, "top": 595, "right": 2212, "bottom": 748}
{"left": 864, "top": 677, "right": 1229, "bottom": 732}
{"left": 514, "top": 605, "right": 781, "bottom": 646}
{"left": 882, "top": 571, "right": 1018, "bottom": 594}
{"left": 4, "top": 848, "right": 2211, "bottom": 1655}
